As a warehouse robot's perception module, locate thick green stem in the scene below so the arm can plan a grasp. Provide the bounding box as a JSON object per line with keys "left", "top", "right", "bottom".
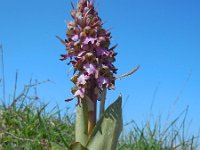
{"left": 88, "top": 100, "right": 96, "bottom": 135}
{"left": 87, "top": 78, "right": 97, "bottom": 135}
{"left": 99, "top": 88, "right": 107, "bottom": 118}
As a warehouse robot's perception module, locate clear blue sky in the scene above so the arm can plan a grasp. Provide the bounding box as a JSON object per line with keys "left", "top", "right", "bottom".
{"left": 0, "top": 0, "right": 200, "bottom": 133}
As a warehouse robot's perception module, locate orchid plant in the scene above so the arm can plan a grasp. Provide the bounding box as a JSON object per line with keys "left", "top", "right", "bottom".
{"left": 58, "top": 0, "right": 139, "bottom": 149}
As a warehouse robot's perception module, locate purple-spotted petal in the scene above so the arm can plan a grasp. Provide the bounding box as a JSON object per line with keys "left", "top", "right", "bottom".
{"left": 77, "top": 51, "right": 86, "bottom": 59}
{"left": 72, "top": 35, "right": 79, "bottom": 41}
{"left": 83, "top": 63, "right": 96, "bottom": 75}
{"left": 74, "top": 88, "right": 85, "bottom": 98}
{"left": 77, "top": 74, "right": 89, "bottom": 85}
{"left": 96, "top": 47, "right": 109, "bottom": 57}
{"left": 97, "top": 76, "right": 109, "bottom": 88}
{"left": 83, "top": 37, "right": 96, "bottom": 44}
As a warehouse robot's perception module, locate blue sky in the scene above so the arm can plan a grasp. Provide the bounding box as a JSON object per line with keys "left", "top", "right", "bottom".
{"left": 0, "top": 0, "right": 200, "bottom": 133}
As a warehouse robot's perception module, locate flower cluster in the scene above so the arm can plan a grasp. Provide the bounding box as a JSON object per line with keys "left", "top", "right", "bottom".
{"left": 61, "top": 0, "right": 117, "bottom": 101}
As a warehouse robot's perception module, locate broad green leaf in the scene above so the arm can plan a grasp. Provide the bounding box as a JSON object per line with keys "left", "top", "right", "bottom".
{"left": 86, "top": 95, "right": 123, "bottom": 150}
{"left": 75, "top": 100, "right": 88, "bottom": 146}
{"left": 68, "top": 142, "right": 88, "bottom": 150}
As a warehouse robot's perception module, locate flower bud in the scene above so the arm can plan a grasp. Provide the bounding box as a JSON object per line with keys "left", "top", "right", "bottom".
{"left": 80, "top": 32, "right": 87, "bottom": 40}
{"left": 71, "top": 10, "right": 76, "bottom": 18}
{"left": 83, "top": 26, "right": 91, "bottom": 34}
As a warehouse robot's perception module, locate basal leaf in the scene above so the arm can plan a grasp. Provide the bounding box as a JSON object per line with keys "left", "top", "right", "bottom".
{"left": 75, "top": 100, "right": 88, "bottom": 146}
{"left": 86, "top": 95, "right": 123, "bottom": 150}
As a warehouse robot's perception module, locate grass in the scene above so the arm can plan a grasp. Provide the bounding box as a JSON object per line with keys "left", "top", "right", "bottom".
{"left": 0, "top": 78, "right": 199, "bottom": 149}
{"left": 0, "top": 79, "right": 74, "bottom": 149}
{"left": 118, "top": 114, "right": 199, "bottom": 150}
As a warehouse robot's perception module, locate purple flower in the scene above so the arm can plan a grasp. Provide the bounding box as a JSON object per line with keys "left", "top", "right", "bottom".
{"left": 96, "top": 47, "right": 109, "bottom": 57}
{"left": 97, "top": 76, "right": 109, "bottom": 88}
{"left": 83, "top": 37, "right": 96, "bottom": 44}
{"left": 77, "top": 51, "right": 86, "bottom": 59}
{"left": 106, "top": 60, "right": 118, "bottom": 73}
{"left": 77, "top": 74, "right": 89, "bottom": 85}
{"left": 74, "top": 88, "right": 85, "bottom": 98}
{"left": 83, "top": 63, "right": 96, "bottom": 75}
{"left": 72, "top": 35, "right": 79, "bottom": 41}
{"left": 60, "top": 0, "right": 117, "bottom": 101}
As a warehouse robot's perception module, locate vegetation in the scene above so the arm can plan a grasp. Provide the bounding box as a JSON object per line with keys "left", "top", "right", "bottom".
{"left": 0, "top": 79, "right": 74, "bottom": 149}
{"left": 0, "top": 79, "right": 199, "bottom": 149}
{"left": 119, "top": 115, "right": 199, "bottom": 150}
